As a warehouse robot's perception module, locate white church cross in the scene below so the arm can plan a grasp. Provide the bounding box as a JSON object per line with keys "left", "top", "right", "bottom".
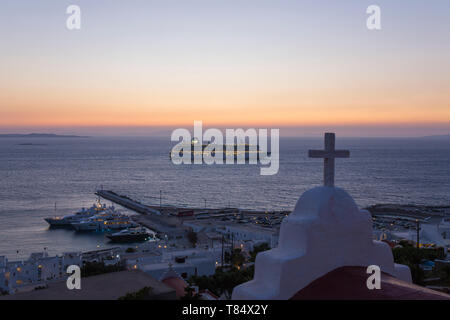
{"left": 308, "top": 133, "right": 350, "bottom": 187}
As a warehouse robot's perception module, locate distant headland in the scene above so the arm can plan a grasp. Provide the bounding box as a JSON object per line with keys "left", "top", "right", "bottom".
{"left": 0, "top": 133, "right": 90, "bottom": 138}
{"left": 420, "top": 134, "right": 450, "bottom": 140}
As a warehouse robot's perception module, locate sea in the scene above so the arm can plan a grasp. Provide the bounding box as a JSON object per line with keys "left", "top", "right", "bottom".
{"left": 0, "top": 136, "right": 449, "bottom": 259}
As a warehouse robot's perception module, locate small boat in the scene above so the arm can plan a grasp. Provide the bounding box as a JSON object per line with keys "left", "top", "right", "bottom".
{"left": 106, "top": 227, "right": 152, "bottom": 243}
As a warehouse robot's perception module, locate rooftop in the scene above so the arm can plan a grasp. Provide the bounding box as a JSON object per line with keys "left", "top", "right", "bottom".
{"left": 0, "top": 270, "right": 175, "bottom": 300}
{"left": 291, "top": 266, "right": 450, "bottom": 300}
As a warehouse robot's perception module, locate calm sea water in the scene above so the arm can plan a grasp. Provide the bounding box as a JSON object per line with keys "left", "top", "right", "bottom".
{"left": 0, "top": 136, "right": 449, "bottom": 258}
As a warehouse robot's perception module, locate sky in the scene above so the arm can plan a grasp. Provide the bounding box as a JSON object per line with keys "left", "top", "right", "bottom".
{"left": 0, "top": 0, "right": 449, "bottom": 137}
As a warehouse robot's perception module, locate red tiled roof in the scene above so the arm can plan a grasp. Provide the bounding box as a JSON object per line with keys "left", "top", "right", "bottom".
{"left": 162, "top": 277, "right": 188, "bottom": 298}
{"left": 290, "top": 266, "right": 450, "bottom": 300}
{"left": 200, "top": 289, "right": 219, "bottom": 300}
{"left": 381, "top": 240, "right": 396, "bottom": 248}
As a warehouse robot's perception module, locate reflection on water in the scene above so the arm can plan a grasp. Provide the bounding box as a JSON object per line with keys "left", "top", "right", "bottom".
{"left": 0, "top": 136, "right": 449, "bottom": 258}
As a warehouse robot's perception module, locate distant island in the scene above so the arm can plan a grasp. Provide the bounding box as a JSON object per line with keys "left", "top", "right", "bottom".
{"left": 421, "top": 134, "right": 450, "bottom": 140}
{"left": 0, "top": 133, "right": 89, "bottom": 138}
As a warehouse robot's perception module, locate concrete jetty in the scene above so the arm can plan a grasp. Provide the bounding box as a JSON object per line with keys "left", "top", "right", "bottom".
{"left": 95, "top": 190, "right": 161, "bottom": 215}
{"left": 95, "top": 190, "right": 185, "bottom": 238}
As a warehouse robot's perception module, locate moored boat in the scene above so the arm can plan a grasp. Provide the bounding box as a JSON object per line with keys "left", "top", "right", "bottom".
{"left": 106, "top": 227, "right": 152, "bottom": 243}
{"left": 71, "top": 211, "right": 137, "bottom": 232}
{"left": 44, "top": 200, "right": 107, "bottom": 228}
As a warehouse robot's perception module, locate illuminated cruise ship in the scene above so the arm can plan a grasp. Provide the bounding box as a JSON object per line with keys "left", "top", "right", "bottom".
{"left": 169, "top": 138, "right": 271, "bottom": 162}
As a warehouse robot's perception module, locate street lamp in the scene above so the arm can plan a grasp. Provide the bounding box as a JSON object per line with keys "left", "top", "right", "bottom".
{"left": 416, "top": 219, "right": 420, "bottom": 248}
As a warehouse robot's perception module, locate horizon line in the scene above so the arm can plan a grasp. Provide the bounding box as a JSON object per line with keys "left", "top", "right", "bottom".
{"left": 1, "top": 132, "right": 449, "bottom": 139}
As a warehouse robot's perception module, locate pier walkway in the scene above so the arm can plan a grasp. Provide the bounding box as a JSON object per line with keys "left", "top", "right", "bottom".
{"left": 95, "top": 190, "right": 185, "bottom": 238}
{"left": 96, "top": 190, "right": 161, "bottom": 215}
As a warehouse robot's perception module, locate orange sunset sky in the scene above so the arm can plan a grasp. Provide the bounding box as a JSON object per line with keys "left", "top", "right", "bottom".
{"left": 1, "top": 1, "right": 449, "bottom": 136}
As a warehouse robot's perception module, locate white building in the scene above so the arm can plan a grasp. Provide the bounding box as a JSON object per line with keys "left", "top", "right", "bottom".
{"left": 184, "top": 219, "right": 278, "bottom": 250}
{"left": 124, "top": 248, "right": 217, "bottom": 281}
{"left": 0, "top": 251, "right": 82, "bottom": 294}
{"left": 140, "top": 257, "right": 215, "bottom": 280}
{"left": 217, "top": 225, "right": 278, "bottom": 249}
{"left": 233, "top": 186, "right": 413, "bottom": 300}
